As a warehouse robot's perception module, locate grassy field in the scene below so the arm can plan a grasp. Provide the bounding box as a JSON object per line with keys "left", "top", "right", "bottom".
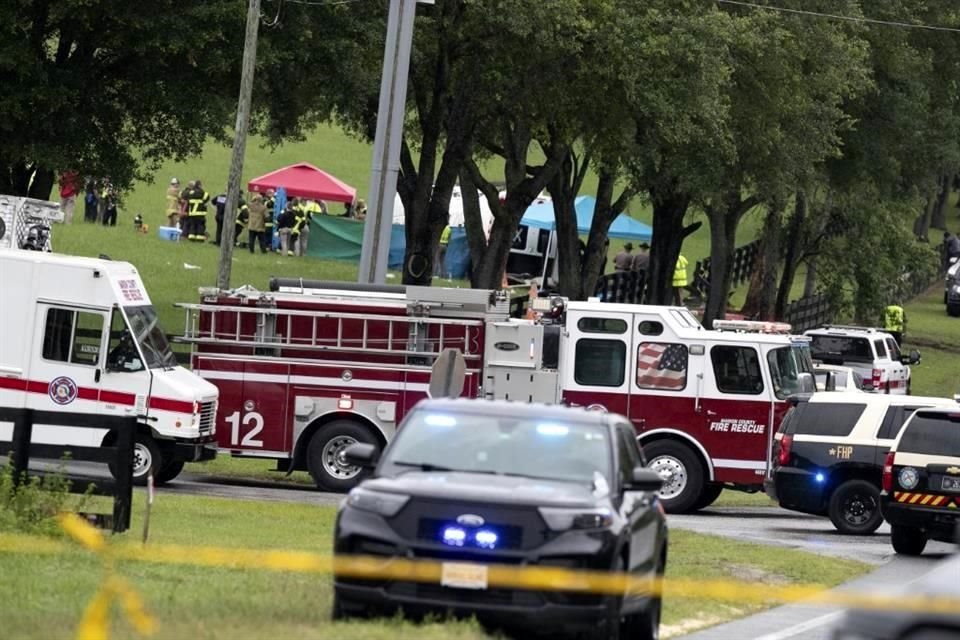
{"left": 0, "top": 491, "right": 866, "bottom": 640}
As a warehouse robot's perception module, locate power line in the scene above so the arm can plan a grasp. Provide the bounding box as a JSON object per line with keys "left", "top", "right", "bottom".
{"left": 716, "top": 0, "right": 960, "bottom": 34}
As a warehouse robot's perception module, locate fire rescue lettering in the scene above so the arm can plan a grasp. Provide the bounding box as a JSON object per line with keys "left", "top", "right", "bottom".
{"left": 118, "top": 279, "right": 144, "bottom": 302}
{"left": 709, "top": 418, "right": 764, "bottom": 434}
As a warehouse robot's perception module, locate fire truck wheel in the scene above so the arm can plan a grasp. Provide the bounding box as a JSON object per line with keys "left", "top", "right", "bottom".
{"left": 690, "top": 484, "right": 723, "bottom": 511}
{"left": 307, "top": 421, "right": 381, "bottom": 492}
{"left": 644, "top": 440, "right": 705, "bottom": 514}
{"left": 154, "top": 460, "right": 185, "bottom": 485}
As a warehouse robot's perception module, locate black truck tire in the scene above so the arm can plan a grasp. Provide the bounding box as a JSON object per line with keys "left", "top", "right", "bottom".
{"left": 891, "top": 524, "right": 927, "bottom": 555}
{"left": 827, "top": 479, "right": 883, "bottom": 535}
{"left": 307, "top": 420, "right": 380, "bottom": 492}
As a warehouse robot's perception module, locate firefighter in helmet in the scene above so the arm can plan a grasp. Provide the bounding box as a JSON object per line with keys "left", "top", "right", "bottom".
{"left": 182, "top": 180, "right": 210, "bottom": 241}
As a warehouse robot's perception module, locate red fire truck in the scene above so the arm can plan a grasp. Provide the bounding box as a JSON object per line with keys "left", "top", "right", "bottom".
{"left": 179, "top": 280, "right": 815, "bottom": 512}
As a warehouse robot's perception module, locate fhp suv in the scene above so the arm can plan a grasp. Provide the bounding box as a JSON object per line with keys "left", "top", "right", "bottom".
{"left": 332, "top": 399, "right": 668, "bottom": 640}
{"left": 768, "top": 393, "right": 958, "bottom": 534}
{"left": 881, "top": 407, "right": 960, "bottom": 555}
{"left": 805, "top": 325, "right": 919, "bottom": 394}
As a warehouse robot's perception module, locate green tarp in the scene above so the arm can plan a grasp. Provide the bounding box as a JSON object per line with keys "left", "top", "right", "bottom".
{"left": 306, "top": 215, "right": 364, "bottom": 261}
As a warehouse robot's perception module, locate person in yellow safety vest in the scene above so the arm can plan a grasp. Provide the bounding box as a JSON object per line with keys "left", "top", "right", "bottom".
{"left": 181, "top": 180, "right": 209, "bottom": 241}
{"left": 291, "top": 199, "right": 311, "bottom": 256}
{"left": 673, "top": 253, "right": 688, "bottom": 306}
{"left": 434, "top": 225, "right": 451, "bottom": 278}
{"left": 884, "top": 303, "right": 906, "bottom": 346}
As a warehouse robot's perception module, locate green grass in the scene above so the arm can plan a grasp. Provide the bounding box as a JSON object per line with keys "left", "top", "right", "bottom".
{"left": 899, "top": 284, "right": 960, "bottom": 398}
{"left": 0, "top": 492, "right": 867, "bottom": 640}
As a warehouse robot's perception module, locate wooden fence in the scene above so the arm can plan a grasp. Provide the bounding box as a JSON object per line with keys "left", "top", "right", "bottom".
{"left": 0, "top": 408, "right": 135, "bottom": 533}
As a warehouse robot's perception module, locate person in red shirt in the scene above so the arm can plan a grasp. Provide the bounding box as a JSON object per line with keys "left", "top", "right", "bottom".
{"left": 58, "top": 170, "right": 80, "bottom": 224}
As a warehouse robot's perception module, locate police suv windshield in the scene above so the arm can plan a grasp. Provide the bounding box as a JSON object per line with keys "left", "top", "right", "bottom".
{"left": 124, "top": 305, "right": 177, "bottom": 369}
{"left": 381, "top": 410, "right": 613, "bottom": 487}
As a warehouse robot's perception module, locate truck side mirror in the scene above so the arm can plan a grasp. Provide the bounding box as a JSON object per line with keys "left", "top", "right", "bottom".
{"left": 629, "top": 467, "right": 665, "bottom": 492}
{"left": 901, "top": 350, "right": 921, "bottom": 366}
{"left": 797, "top": 372, "right": 816, "bottom": 394}
{"left": 342, "top": 443, "right": 378, "bottom": 468}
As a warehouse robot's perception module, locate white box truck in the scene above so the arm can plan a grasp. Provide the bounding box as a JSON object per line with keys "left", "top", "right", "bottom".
{"left": 0, "top": 250, "right": 218, "bottom": 484}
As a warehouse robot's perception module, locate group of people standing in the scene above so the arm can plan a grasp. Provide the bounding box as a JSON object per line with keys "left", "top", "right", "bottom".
{"left": 163, "top": 179, "right": 317, "bottom": 256}
{"left": 58, "top": 173, "right": 122, "bottom": 226}
{"left": 612, "top": 242, "right": 695, "bottom": 306}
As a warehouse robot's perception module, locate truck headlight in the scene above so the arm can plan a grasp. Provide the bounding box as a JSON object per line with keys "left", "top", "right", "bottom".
{"left": 538, "top": 506, "right": 614, "bottom": 531}
{"left": 346, "top": 487, "right": 409, "bottom": 517}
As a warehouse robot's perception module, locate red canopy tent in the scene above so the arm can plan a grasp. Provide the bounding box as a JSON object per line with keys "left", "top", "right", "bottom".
{"left": 247, "top": 162, "right": 356, "bottom": 203}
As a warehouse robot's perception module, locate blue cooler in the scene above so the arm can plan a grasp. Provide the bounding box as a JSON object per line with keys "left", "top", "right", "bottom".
{"left": 158, "top": 226, "right": 181, "bottom": 241}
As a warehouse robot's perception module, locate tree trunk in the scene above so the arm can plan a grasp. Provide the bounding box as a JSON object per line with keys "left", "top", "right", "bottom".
{"left": 647, "top": 182, "right": 695, "bottom": 305}
{"left": 803, "top": 257, "right": 817, "bottom": 297}
{"left": 703, "top": 208, "right": 737, "bottom": 326}
{"left": 28, "top": 168, "right": 55, "bottom": 201}
{"left": 741, "top": 206, "right": 781, "bottom": 320}
{"left": 471, "top": 221, "right": 515, "bottom": 289}
{"left": 931, "top": 172, "right": 950, "bottom": 231}
{"left": 459, "top": 166, "right": 487, "bottom": 277}
{"left": 775, "top": 192, "right": 807, "bottom": 318}
{"left": 913, "top": 187, "right": 935, "bottom": 241}
{"left": 580, "top": 170, "right": 622, "bottom": 300}
{"left": 548, "top": 151, "right": 584, "bottom": 299}
{"left": 465, "top": 123, "right": 566, "bottom": 290}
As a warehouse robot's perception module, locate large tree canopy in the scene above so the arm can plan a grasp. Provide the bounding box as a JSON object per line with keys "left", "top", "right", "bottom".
{"left": 0, "top": 0, "right": 248, "bottom": 197}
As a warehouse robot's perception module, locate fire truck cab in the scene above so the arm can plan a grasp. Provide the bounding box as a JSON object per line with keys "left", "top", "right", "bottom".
{"left": 182, "top": 281, "right": 814, "bottom": 512}
{"left": 0, "top": 251, "right": 219, "bottom": 484}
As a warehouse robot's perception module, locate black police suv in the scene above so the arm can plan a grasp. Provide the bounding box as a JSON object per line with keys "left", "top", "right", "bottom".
{"left": 332, "top": 398, "right": 668, "bottom": 640}
{"left": 767, "top": 393, "right": 956, "bottom": 535}
{"left": 881, "top": 408, "right": 960, "bottom": 556}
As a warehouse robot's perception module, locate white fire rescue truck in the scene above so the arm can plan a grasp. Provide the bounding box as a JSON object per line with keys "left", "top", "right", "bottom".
{"left": 0, "top": 251, "right": 219, "bottom": 484}
{"left": 180, "top": 280, "right": 815, "bottom": 512}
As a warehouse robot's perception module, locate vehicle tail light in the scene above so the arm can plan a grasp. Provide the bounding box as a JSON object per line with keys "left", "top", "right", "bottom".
{"left": 871, "top": 368, "right": 882, "bottom": 390}
{"left": 882, "top": 451, "right": 895, "bottom": 492}
{"left": 777, "top": 435, "right": 793, "bottom": 466}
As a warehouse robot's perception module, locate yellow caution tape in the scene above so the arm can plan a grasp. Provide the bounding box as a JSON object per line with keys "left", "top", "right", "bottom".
{"left": 0, "top": 517, "right": 958, "bottom": 638}
{"left": 51, "top": 514, "right": 157, "bottom": 640}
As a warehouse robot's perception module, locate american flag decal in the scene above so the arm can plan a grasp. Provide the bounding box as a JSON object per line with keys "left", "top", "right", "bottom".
{"left": 637, "top": 343, "right": 688, "bottom": 389}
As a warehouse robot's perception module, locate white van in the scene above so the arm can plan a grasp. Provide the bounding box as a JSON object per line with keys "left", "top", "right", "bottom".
{"left": 0, "top": 251, "right": 218, "bottom": 483}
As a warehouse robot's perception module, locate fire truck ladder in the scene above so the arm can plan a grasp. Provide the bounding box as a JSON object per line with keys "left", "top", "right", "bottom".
{"left": 176, "top": 303, "right": 485, "bottom": 362}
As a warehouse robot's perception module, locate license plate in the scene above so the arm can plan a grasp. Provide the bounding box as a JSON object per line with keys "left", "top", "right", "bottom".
{"left": 441, "top": 562, "right": 488, "bottom": 590}
{"left": 942, "top": 476, "right": 960, "bottom": 492}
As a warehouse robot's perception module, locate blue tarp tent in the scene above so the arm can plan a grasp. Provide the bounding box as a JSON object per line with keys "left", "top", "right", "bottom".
{"left": 520, "top": 195, "right": 652, "bottom": 242}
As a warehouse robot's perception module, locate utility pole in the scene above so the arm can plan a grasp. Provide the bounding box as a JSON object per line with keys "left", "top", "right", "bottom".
{"left": 217, "top": 0, "right": 262, "bottom": 290}
{"left": 358, "top": 0, "right": 433, "bottom": 284}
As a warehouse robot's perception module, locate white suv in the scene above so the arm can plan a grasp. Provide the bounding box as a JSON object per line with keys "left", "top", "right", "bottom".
{"left": 805, "top": 325, "right": 920, "bottom": 394}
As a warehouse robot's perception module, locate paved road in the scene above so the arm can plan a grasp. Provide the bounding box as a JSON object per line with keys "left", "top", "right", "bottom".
{"left": 668, "top": 505, "right": 955, "bottom": 639}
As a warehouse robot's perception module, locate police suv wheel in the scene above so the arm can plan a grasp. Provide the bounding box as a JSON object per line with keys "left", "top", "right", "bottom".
{"left": 948, "top": 303, "right": 960, "bottom": 318}
{"left": 890, "top": 524, "right": 927, "bottom": 556}
{"left": 307, "top": 420, "right": 380, "bottom": 492}
{"left": 827, "top": 480, "right": 882, "bottom": 535}
{"left": 644, "top": 441, "right": 705, "bottom": 514}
